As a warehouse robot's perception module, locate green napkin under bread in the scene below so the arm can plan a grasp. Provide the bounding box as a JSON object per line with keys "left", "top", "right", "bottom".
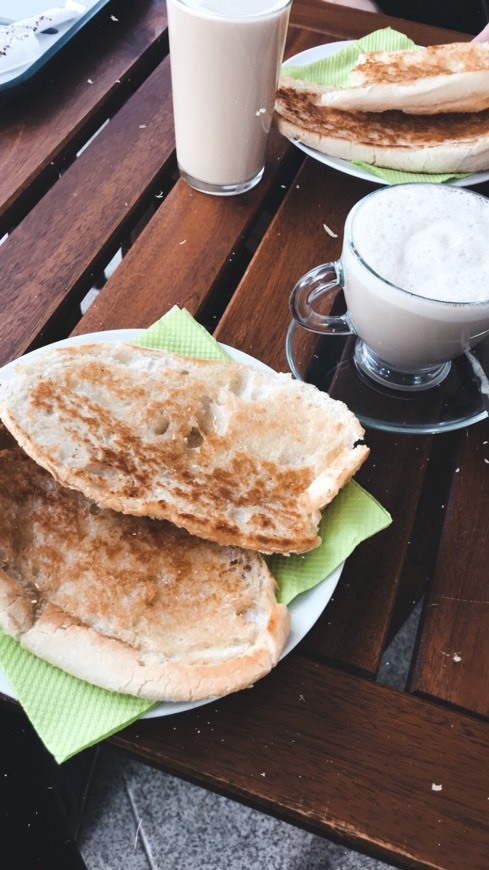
{"left": 282, "top": 27, "right": 468, "bottom": 185}
{"left": 0, "top": 306, "right": 391, "bottom": 763}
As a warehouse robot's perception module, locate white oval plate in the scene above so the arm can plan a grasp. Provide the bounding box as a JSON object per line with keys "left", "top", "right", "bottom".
{"left": 0, "top": 329, "right": 343, "bottom": 719}
{"left": 282, "top": 41, "right": 489, "bottom": 188}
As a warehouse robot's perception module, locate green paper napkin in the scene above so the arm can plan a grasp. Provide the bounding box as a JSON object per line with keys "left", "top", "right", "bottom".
{"left": 0, "top": 306, "right": 391, "bottom": 763}
{"left": 283, "top": 27, "right": 468, "bottom": 185}
{"left": 268, "top": 479, "right": 389, "bottom": 605}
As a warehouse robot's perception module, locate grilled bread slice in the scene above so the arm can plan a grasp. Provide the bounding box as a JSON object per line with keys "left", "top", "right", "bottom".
{"left": 0, "top": 342, "right": 368, "bottom": 555}
{"left": 0, "top": 448, "right": 290, "bottom": 702}
{"left": 282, "top": 42, "right": 489, "bottom": 115}
{"left": 274, "top": 86, "right": 489, "bottom": 173}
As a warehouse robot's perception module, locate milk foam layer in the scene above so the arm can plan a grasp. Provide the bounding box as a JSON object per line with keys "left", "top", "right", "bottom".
{"left": 352, "top": 185, "right": 489, "bottom": 303}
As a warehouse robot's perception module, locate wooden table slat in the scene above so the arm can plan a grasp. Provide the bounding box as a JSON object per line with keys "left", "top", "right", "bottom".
{"left": 111, "top": 657, "right": 489, "bottom": 870}
{"left": 410, "top": 419, "right": 489, "bottom": 717}
{"left": 290, "top": 0, "right": 473, "bottom": 44}
{"left": 72, "top": 133, "right": 303, "bottom": 335}
{"left": 0, "top": 57, "right": 176, "bottom": 367}
{"left": 0, "top": 0, "right": 168, "bottom": 232}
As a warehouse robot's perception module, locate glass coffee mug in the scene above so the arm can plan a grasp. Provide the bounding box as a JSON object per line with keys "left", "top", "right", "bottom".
{"left": 290, "top": 184, "right": 489, "bottom": 391}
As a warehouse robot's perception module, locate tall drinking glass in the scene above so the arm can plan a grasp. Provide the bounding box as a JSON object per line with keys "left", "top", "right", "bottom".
{"left": 167, "top": 0, "right": 292, "bottom": 195}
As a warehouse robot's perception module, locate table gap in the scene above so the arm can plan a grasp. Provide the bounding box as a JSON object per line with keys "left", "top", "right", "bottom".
{"left": 80, "top": 165, "right": 180, "bottom": 311}
{"left": 410, "top": 686, "right": 489, "bottom": 723}
{"left": 376, "top": 598, "right": 424, "bottom": 692}
{"left": 385, "top": 429, "right": 462, "bottom": 647}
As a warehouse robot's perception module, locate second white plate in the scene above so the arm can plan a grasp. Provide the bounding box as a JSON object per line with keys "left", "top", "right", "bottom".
{"left": 281, "top": 42, "right": 489, "bottom": 188}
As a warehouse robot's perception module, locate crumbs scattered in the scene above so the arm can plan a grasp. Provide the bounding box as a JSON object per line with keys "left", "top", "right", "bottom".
{"left": 323, "top": 222, "right": 338, "bottom": 238}
{"left": 432, "top": 783, "right": 443, "bottom": 792}
{"left": 110, "top": 14, "right": 119, "bottom": 21}
{"left": 87, "top": 78, "right": 93, "bottom": 84}
{"left": 179, "top": 239, "right": 187, "bottom": 245}
{"left": 441, "top": 651, "right": 462, "bottom": 662}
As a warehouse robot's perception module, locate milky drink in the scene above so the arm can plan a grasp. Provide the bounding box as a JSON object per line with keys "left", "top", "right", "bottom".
{"left": 167, "top": 0, "right": 291, "bottom": 194}
{"left": 342, "top": 184, "right": 489, "bottom": 369}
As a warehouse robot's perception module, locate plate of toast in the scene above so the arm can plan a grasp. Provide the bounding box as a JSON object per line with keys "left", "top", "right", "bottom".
{"left": 0, "top": 329, "right": 368, "bottom": 718}
{"left": 275, "top": 40, "right": 489, "bottom": 185}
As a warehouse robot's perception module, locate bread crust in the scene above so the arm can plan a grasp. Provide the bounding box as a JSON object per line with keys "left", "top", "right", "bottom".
{"left": 303, "top": 43, "right": 489, "bottom": 115}
{"left": 0, "top": 343, "right": 368, "bottom": 554}
{"left": 274, "top": 99, "right": 489, "bottom": 173}
{"left": 0, "top": 449, "right": 290, "bottom": 702}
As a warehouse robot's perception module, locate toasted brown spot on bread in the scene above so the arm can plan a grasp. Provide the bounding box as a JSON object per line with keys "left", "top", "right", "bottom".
{"left": 0, "top": 448, "right": 290, "bottom": 701}
{"left": 0, "top": 343, "right": 368, "bottom": 554}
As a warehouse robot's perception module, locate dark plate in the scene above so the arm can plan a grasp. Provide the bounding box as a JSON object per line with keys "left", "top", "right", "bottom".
{"left": 0, "top": 0, "right": 117, "bottom": 101}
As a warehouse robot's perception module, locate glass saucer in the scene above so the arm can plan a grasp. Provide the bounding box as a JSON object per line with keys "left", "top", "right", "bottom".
{"left": 285, "top": 320, "right": 489, "bottom": 434}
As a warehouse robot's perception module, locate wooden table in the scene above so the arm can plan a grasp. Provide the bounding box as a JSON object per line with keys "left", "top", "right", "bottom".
{"left": 1, "top": 3, "right": 488, "bottom": 868}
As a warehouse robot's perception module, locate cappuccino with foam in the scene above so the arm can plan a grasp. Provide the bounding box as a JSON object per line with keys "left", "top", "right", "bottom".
{"left": 291, "top": 184, "right": 489, "bottom": 390}
{"left": 343, "top": 184, "right": 489, "bottom": 369}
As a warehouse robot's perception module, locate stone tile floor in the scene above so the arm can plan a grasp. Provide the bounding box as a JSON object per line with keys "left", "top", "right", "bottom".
{"left": 76, "top": 604, "right": 422, "bottom": 869}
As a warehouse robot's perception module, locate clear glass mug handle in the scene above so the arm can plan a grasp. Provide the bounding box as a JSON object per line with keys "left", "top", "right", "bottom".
{"left": 290, "top": 261, "right": 352, "bottom": 335}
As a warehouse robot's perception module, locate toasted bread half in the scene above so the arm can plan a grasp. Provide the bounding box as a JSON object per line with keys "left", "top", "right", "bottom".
{"left": 0, "top": 448, "right": 290, "bottom": 702}
{"left": 282, "top": 42, "right": 489, "bottom": 115}
{"left": 0, "top": 343, "right": 368, "bottom": 554}
{"left": 274, "top": 84, "right": 489, "bottom": 173}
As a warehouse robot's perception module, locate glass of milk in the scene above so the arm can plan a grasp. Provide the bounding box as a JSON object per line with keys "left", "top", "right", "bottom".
{"left": 291, "top": 183, "right": 489, "bottom": 391}
{"left": 167, "top": 0, "right": 291, "bottom": 195}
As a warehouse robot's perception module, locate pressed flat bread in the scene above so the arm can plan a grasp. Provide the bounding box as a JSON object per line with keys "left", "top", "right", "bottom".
{"left": 0, "top": 343, "right": 369, "bottom": 554}
{"left": 274, "top": 89, "right": 489, "bottom": 173}
{"left": 275, "top": 40, "right": 489, "bottom": 172}
{"left": 291, "top": 43, "right": 489, "bottom": 115}
{"left": 0, "top": 448, "right": 290, "bottom": 701}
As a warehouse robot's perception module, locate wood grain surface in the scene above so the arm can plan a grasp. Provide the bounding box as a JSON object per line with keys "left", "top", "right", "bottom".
{"left": 0, "top": 3, "right": 488, "bottom": 869}
{"left": 0, "top": 0, "right": 168, "bottom": 234}
{"left": 0, "top": 57, "right": 175, "bottom": 366}
{"left": 411, "top": 417, "right": 489, "bottom": 716}
{"left": 111, "top": 657, "right": 489, "bottom": 870}
{"left": 289, "top": 0, "right": 472, "bottom": 44}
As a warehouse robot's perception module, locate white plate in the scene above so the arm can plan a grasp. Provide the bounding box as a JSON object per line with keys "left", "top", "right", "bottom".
{"left": 0, "top": 329, "right": 343, "bottom": 719}
{"left": 282, "top": 42, "right": 489, "bottom": 188}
